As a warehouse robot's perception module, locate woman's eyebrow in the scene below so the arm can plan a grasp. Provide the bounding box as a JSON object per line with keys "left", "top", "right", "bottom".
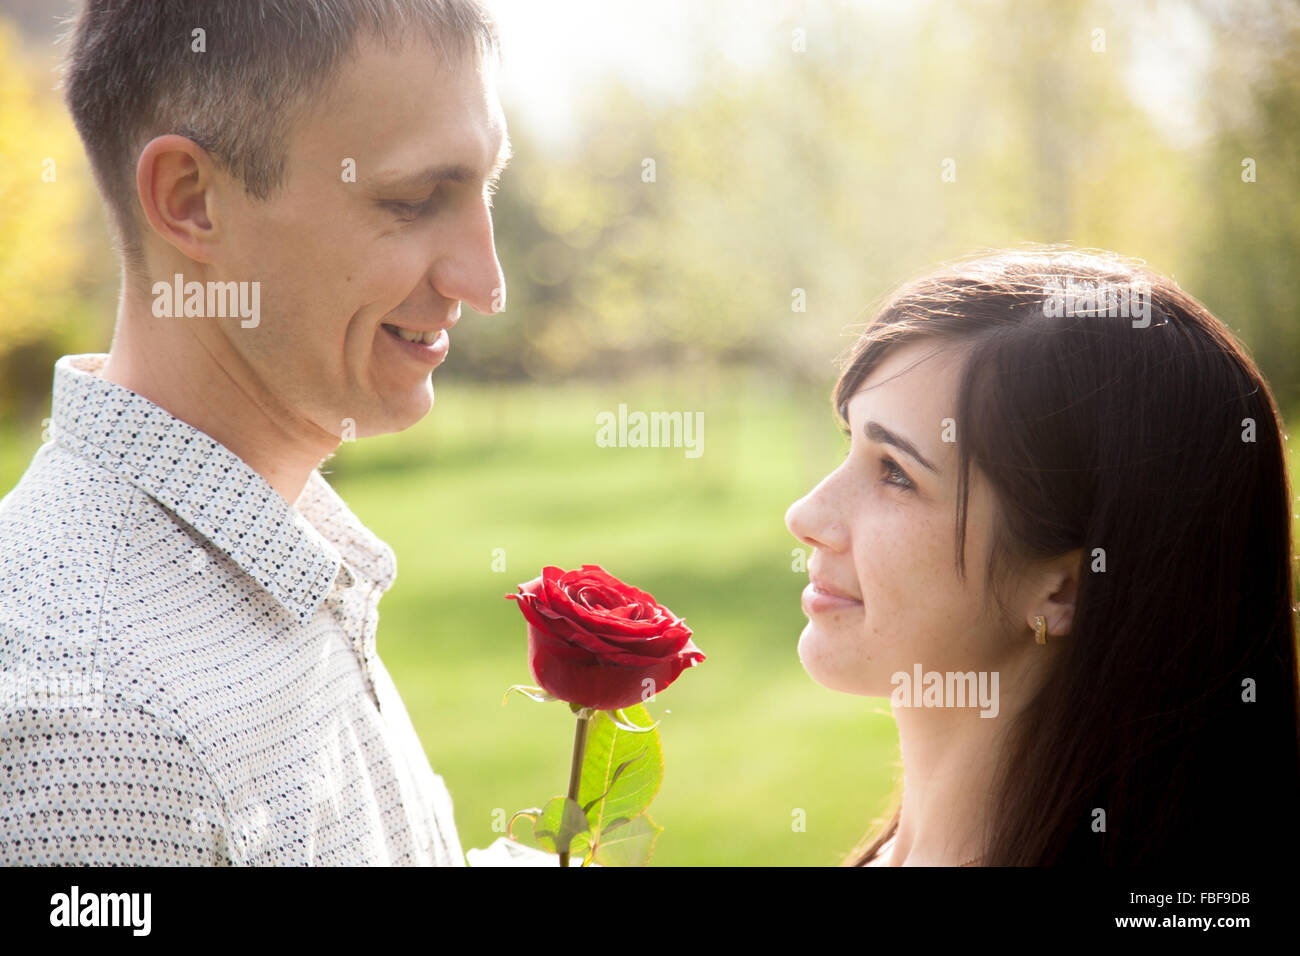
{"left": 864, "top": 420, "right": 939, "bottom": 473}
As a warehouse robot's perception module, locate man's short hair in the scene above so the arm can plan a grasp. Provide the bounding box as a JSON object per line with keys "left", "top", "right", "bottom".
{"left": 58, "top": 0, "right": 500, "bottom": 270}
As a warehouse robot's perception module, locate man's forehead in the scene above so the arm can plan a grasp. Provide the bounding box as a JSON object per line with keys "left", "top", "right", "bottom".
{"left": 335, "top": 49, "right": 498, "bottom": 124}
{"left": 343, "top": 27, "right": 497, "bottom": 90}
{"left": 293, "top": 36, "right": 507, "bottom": 180}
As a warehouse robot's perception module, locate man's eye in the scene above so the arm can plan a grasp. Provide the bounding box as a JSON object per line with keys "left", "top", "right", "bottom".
{"left": 382, "top": 194, "right": 439, "bottom": 219}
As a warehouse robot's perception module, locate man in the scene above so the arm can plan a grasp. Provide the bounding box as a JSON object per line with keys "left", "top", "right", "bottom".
{"left": 0, "top": 0, "right": 510, "bottom": 864}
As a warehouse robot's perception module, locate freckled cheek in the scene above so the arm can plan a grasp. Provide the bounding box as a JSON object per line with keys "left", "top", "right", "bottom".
{"left": 853, "top": 510, "right": 953, "bottom": 627}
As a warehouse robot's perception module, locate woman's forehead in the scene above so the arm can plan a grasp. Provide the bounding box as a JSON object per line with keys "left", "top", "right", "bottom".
{"left": 846, "top": 342, "right": 966, "bottom": 416}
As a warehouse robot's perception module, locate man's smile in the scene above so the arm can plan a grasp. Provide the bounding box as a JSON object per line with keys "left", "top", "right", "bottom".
{"left": 380, "top": 321, "right": 451, "bottom": 365}
{"left": 382, "top": 322, "right": 445, "bottom": 345}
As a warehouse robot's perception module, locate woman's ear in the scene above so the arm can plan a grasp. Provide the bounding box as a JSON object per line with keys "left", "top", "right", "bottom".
{"left": 1025, "top": 548, "right": 1083, "bottom": 640}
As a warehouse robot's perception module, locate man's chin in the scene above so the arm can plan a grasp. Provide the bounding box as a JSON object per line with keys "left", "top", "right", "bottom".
{"left": 383, "top": 384, "right": 437, "bottom": 434}
{"left": 337, "top": 385, "right": 435, "bottom": 441}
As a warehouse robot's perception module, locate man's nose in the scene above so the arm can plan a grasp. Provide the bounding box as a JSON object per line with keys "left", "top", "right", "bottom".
{"left": 436, "top": 201, "right": 506, "bottom": 316}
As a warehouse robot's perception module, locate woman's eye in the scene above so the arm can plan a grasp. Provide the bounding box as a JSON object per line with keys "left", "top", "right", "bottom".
{"left": 880, "top": 456, "right": 915, "bottom": 491}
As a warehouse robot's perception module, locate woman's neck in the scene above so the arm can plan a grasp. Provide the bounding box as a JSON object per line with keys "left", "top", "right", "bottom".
{"left": 880, "top": 697, "right": 1021, "bottom": 866}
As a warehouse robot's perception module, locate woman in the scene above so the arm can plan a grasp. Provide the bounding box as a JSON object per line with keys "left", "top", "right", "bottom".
{"left": 784, "top": 247, "right": 1299, "bottom": 866}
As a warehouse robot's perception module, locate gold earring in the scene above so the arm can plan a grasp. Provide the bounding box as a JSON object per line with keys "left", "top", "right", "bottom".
{"left": 1033, "top": 615, "right": 1047, "bottom": 645}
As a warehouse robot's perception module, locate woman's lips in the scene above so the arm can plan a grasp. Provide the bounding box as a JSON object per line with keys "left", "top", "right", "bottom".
{"left": 802, "top": 579, "right": 864, "bottom": 615}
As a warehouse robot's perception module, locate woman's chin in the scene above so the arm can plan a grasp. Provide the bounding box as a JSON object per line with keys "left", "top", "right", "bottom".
{"left": 797, "top": 624, "right": 882, "bottom": 696}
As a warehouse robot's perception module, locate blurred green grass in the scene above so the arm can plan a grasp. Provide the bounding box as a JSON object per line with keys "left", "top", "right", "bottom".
{"left": 323, "top": 367, "right": 901, "bottom": 866}
{"left": 2, "top": 372, "right": 1297, "bottom": 865}
{"left": 300, "top": 369, "right": 1300, "bottom": 866}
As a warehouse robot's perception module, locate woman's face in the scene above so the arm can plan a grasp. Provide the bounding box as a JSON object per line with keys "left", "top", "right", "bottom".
{"left": 785, "top": 339, "right": 1017, "bottom": 697}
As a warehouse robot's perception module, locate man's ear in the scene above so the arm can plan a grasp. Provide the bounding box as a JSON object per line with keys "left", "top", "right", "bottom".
{"left": 1024, "top": 547, "right": 1083, "bottom": 640}
{"left": 136, "top": 134, "right": 218, "bottom": 263}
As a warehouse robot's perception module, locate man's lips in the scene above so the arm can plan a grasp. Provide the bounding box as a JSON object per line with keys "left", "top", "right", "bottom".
{"left": 380, "top": 321, "right": 450, "bottom": 364}
{"left": 382, "top": 322, "right": 448, "bottom": 345}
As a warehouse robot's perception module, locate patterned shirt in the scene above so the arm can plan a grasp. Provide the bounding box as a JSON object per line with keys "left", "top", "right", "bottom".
{"left": 0, "top": 353, "right": 465, "bottom": 865}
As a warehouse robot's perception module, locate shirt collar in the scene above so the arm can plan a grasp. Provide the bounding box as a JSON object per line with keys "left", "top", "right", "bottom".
{"left": 49, "top": 354, "right": 396, "bottom": 625}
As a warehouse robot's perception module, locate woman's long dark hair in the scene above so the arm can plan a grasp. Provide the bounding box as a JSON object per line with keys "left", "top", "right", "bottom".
{"left": 835, "top": 248, "right": 1299, "bottom": 866}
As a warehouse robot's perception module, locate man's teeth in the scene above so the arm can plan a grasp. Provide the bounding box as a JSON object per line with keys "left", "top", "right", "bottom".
{"left": 389, "top": 324, "right": 440, "bottom": 345}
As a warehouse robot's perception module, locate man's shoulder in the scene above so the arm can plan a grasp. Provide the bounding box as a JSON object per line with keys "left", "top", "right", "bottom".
{"left": 0, "top": 440, "right": 145, "bottom": 633}
{"left": 0, "top": 673, "right": 234, "bottom": 865}
{"left": 0, "top": 439, "right": 236, "bottom": 673}
{"left": 0, "top": 437, "right": 142, "bottom": 533}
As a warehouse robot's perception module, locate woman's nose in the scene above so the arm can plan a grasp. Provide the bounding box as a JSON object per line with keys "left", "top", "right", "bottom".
{"left": 785, "top": 484, "right": 847, "bottom": 553}
{"left": 785, "top": 495, "right": 813, "bottom": 546}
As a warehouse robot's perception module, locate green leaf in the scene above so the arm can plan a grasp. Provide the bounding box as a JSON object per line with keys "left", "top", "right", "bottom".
{"left": 576, "top": 704, "right": 664, "bottom": 843}
{"left": 581, "top": 749, "right": 646, "bottom": 814}
{"left": 532, "top": 796, "right": 590, "bottom": 857}
{"left": 592, "top": 813, "right": 662, "bottom": 867}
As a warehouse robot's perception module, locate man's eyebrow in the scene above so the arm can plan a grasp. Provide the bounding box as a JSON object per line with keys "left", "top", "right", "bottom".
{"left": 864, "top": 420, "right": 939, "bottom": 474}
{"left": 366, "top": 130, "right": 513, "bottom": 191}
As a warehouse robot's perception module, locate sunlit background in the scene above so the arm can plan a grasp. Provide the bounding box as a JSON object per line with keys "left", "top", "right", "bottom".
{"left": 1, "top": 0, "right": 1297, "bottom": 865}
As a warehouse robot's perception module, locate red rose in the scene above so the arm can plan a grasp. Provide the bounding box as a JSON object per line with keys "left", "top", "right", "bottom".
{"left": 506, "top": 564, "right": 705, "bottom": 711}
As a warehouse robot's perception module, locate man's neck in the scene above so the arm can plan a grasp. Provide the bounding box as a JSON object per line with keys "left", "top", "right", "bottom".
{"left": 98, "top": 293, "right": 339, "bottom": 507}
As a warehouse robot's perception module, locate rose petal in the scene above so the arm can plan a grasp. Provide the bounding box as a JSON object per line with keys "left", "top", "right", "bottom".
{"left": 506, "top": 564, "right": 705, "bottom": 708}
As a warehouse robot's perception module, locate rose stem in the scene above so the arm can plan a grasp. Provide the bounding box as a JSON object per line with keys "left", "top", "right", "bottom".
{"left": 558, "top": 711, "right": 591, "bottom": 868}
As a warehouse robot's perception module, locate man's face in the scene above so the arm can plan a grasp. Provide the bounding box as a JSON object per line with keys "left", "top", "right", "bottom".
{"left": 213, "top": 32, "right": 509, "bottom": 441}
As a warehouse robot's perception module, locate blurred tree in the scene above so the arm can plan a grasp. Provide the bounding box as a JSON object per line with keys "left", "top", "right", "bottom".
{"left": 476, "top": 0, "right": 1236, "bottom": 388}
{"left": 1194, "top": 0, "right": 1300, "bottom": 412}
{"left": 0, "top": 16, "right": 109, "bottom": 421}
{"left": 1, "top": 1, "right": 1295, "bottom": 418}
